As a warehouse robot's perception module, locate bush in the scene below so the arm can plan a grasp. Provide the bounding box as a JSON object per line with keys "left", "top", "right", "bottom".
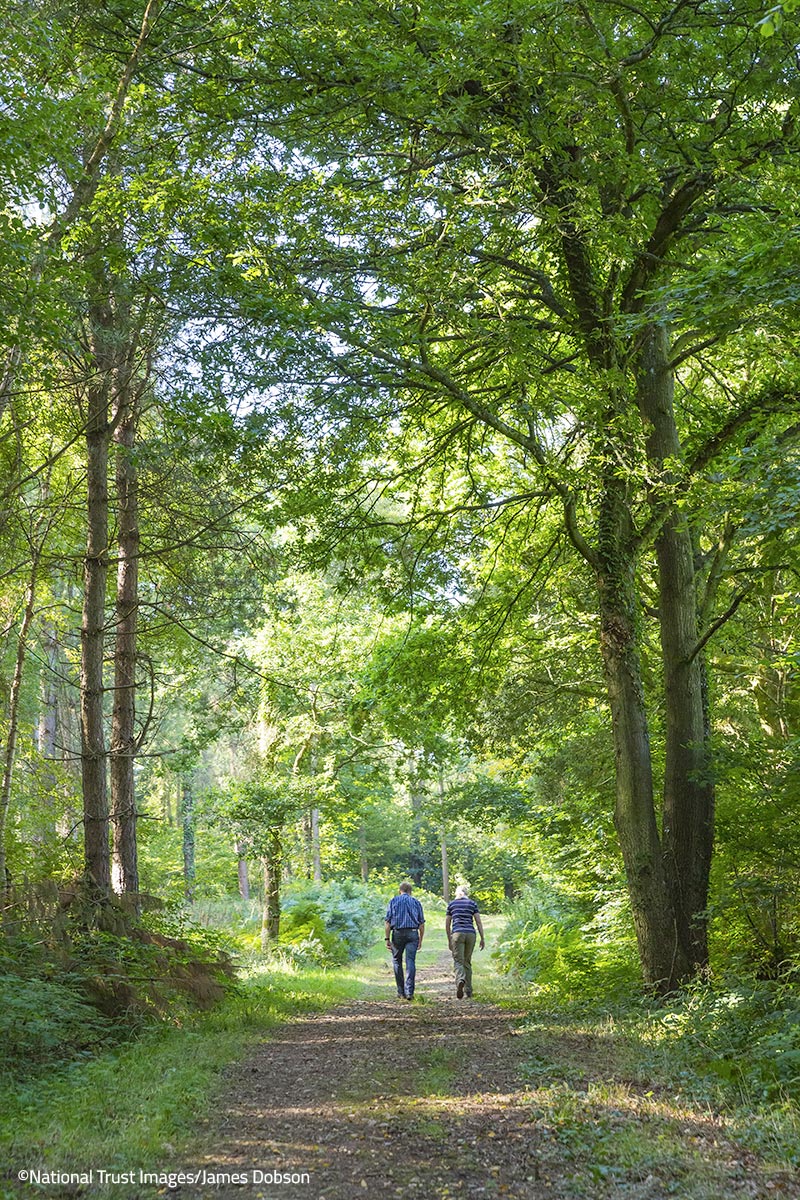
{"left": 0, "top": 884, "right": 237, "bottom": 1080}
{"left": 282, "top": 879, "right": 384, "bottom": 962}
{"left": 495, "top": 884, "right": 639, "bottom": 1002}
{"left": 0, "top": 972, "right": 115, "bottom": 1075}
{"left": 652, "top": 973, "right": 800, "bottom": 1105}
{"left": 279, "top": 904, "right": 349, "bottom": 965}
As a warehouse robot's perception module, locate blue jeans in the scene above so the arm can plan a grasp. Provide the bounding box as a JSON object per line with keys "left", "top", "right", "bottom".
{"left": 390, "top": 929, "right": 419, "bottom": 997}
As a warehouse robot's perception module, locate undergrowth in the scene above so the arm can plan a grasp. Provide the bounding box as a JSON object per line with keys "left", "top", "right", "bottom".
{"left": 0, "top": 886, "right": 236, "bottom": 1083}
{"left": 493, "top": 889, "right": 800, "bottom": 1170}
{"left": 0, "top": 948, "right": 384, "bottom": 1199}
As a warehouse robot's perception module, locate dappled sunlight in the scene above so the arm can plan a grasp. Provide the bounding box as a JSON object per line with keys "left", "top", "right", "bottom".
{"left": 178, "top": 951, "right": 800, "bottom": 1200}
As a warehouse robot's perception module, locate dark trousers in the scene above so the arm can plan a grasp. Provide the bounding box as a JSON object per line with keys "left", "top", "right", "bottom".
{"left": 390, "top": 929, "right": 419, "bottom": 997}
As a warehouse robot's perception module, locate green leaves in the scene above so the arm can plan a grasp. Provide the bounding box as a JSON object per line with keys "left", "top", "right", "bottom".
{"left": 758, "top": 1, "right": 799, "bottom": 37}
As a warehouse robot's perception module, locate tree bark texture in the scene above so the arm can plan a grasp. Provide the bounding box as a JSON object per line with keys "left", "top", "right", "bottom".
{"left": 637, "top": 324, "right": 715, "bottom": 970}
{"left": 110, "top": 371, "right": 140, "bottom": 896}
{"left": 441, "top": 826, "right": 450, "bottom": 904}
{"left": 408, "top": 775, "right": 424, "bottom": 885}
{"left": 311, "top": 806, "right": 321, "bottom": 882}
{"left": 237, "top": 843, "right": 250, "bottom": 900}
{"left": 358, "top": 823, "right": 368, "bottom": 882}
{"left": 80, "top": 293, "right": 113, "bottom": 895}
{"left": 37, "top": 623, "right": 59, "bottom": 760}
{"left": 0, "top": 567, "right": 39, "bottom": 893}
{"left": 438, "top": 770, "right": 450, "bottom": 902}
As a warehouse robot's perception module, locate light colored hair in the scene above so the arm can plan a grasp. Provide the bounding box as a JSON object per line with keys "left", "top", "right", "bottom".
{"left": 454, "top": 884, "right": 470, "bottom": 898}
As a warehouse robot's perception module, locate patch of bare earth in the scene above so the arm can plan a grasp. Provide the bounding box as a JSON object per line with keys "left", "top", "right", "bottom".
{"left": 175, "top": 955, "right": 800, "bottom": 1200}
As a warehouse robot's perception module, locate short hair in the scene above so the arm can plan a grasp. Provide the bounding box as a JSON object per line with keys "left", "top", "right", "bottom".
{"left": 454, "top": 884, "right": 470, "bottom": 898}
{"left": 399, "top": 881, "right": 413, "bottom": 893}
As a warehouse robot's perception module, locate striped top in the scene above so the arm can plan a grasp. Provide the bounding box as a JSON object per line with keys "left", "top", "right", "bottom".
{"left": 447, "top": 897, "right": 479, "bottom": 933}
{"left": 385, "top": 892, "right": 425, "bottom": 930}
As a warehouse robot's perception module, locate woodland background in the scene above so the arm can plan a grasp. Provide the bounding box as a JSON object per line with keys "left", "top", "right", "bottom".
{"left": 1, "top": 0, "right": 799, "bottom": 1168}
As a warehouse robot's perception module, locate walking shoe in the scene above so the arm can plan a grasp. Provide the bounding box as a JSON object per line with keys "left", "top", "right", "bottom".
{"left": 456, "top": 980, "right": 465, "bottom": 998}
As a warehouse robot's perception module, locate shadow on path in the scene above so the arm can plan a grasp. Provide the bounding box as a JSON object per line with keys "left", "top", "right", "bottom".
{"left": 177, "top": 951, "right": 800, "bottom": 1200}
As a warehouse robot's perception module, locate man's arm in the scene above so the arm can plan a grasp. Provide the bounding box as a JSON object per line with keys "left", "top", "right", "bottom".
{"left": 417, "top": 920, "right": 425, "bottom": 948}
{"left": 445, "top": 914, "right": 452, "bottom": 947}
{"left": 475, "top": 913, "right": 485, "bottom": 950}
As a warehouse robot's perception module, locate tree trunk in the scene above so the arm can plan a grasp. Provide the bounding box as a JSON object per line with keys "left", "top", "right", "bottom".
{"left": 358, "top": 823, "right": 368, "bottom": 881}
{"left": 80, "top": 298, "right": 113, "bottom": 895}
{"left": 37, "top": 623, "right": 59, "bottom": 760}
{"left": 637, "top": 323, "right": 714, "bottom": 971}
{"left": 596, "top": 477, "right": 688, "bottom": 991}
{"left": 0, "top": 567, "right": 39, "bottom": 893}
{"left": 110, "top": 368, "right": 140, "bottom": 897}
{"left": 438, "top": 769, "right": 450, "bottom": 902}
{"left": 37, "top": 620, "right": 60, "bottom": 840}
{"left": 260, "top": 830, "right": 281, "bottom": 950}
{"left": 236, "top": 843, "right": 250, "bottom": 900}
{"left": 409, "top": 769, "right": 424, "bottom": 885}
{"left": 311, "top": 806, "right": 321, "bottom": 882}
{"left": 441, "top": 826, "right": 450, "bottom": 904}
{"left": 181, "top": 777, "right": 195, "bottom": 903}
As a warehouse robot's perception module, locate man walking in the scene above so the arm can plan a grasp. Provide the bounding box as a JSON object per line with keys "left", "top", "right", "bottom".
{"left": 446, "top": 884, "right": 485, "bottom": 999}
{"left": 385, "top": 881, "right": 425, "bottom": 1000}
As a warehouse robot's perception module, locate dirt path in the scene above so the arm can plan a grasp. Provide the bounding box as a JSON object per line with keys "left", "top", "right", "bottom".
{"left": 177, "top": 951, "right": 799, "bottom": 1200}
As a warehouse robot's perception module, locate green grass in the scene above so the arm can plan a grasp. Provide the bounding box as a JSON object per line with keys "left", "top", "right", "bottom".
{"left": 0, "top": 938, "right": 389, "bottom": 1200}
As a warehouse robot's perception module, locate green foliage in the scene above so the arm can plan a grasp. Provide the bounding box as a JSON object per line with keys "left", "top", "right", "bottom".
{"left": 0, "top": 894, "right": 237, "bottom": 1081}
{"left": 495, "top": 885, "right": 639, "bottom": 1002}
{"left": 279, "top": 907, "right": 349, "bottom": 966}
{"left": 0, "top": 950, "right": 384, "bottom": 1193}
{"left": 282, "top": 878, "right": 384, "bottom": 962}
{"left": 0, "top": 971, "right": 114, "bottom": 1076}
{"left": 653, "top": 976, "right": 800, "bottom": 1109}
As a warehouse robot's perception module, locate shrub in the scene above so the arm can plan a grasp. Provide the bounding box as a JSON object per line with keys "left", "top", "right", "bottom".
{"left": 495, "top": 884, "right": 639, "bottom": 1002}
{"left": 282, "top": 879, "right": 384, "bottom": 961}
{"left": 652, "top": 973, "right": 800, "bottom": 1105}
{"left": 0, "top": 883, "right": 237, "bottom": 1079}
{"left": 0, "top": 972, "right": 115, "bottom": 1075}
{"left": 279, "top": 904, "right": 349, "bottom": 964}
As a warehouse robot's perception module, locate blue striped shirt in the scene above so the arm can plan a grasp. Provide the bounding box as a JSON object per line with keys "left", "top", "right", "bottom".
{"left": 447, "top": 897, "right": 479, "bottom": 933}
{"left": 385, "top": 892, "right": 425, "bottom": 930}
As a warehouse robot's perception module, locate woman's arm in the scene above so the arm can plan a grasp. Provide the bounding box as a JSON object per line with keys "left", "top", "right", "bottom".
{"left": 475, "top": 913, "right": 485, "bottom": 950}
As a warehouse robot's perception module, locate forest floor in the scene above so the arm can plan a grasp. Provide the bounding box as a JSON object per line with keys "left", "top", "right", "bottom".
{"left": 173, "top": 924, "right": 800, "bottom": 1200}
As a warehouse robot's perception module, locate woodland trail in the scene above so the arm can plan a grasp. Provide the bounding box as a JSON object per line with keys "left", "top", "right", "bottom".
{"left": 175, "top": 941, "right": 800, "bottom": 1200}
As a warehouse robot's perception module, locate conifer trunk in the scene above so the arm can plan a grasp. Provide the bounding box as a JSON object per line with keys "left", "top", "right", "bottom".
{"left": 110, "top": 367, "right": 140, "bottom": 897}
{"left": 237, "top": 845, "right": 250, "bottom": 900}
{"left": 0, "top": 567, "right": 39, "bottom": 893}
{"left": 181, "top": 778, "right": 195, "bottom": 903}
{"left": 80, "top": 287, "right": 113, "bottom": 895}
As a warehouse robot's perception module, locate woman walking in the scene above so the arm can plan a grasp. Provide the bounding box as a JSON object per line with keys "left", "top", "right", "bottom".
{"left": 445, "top": 884, "right": 485, "bottom": 999}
